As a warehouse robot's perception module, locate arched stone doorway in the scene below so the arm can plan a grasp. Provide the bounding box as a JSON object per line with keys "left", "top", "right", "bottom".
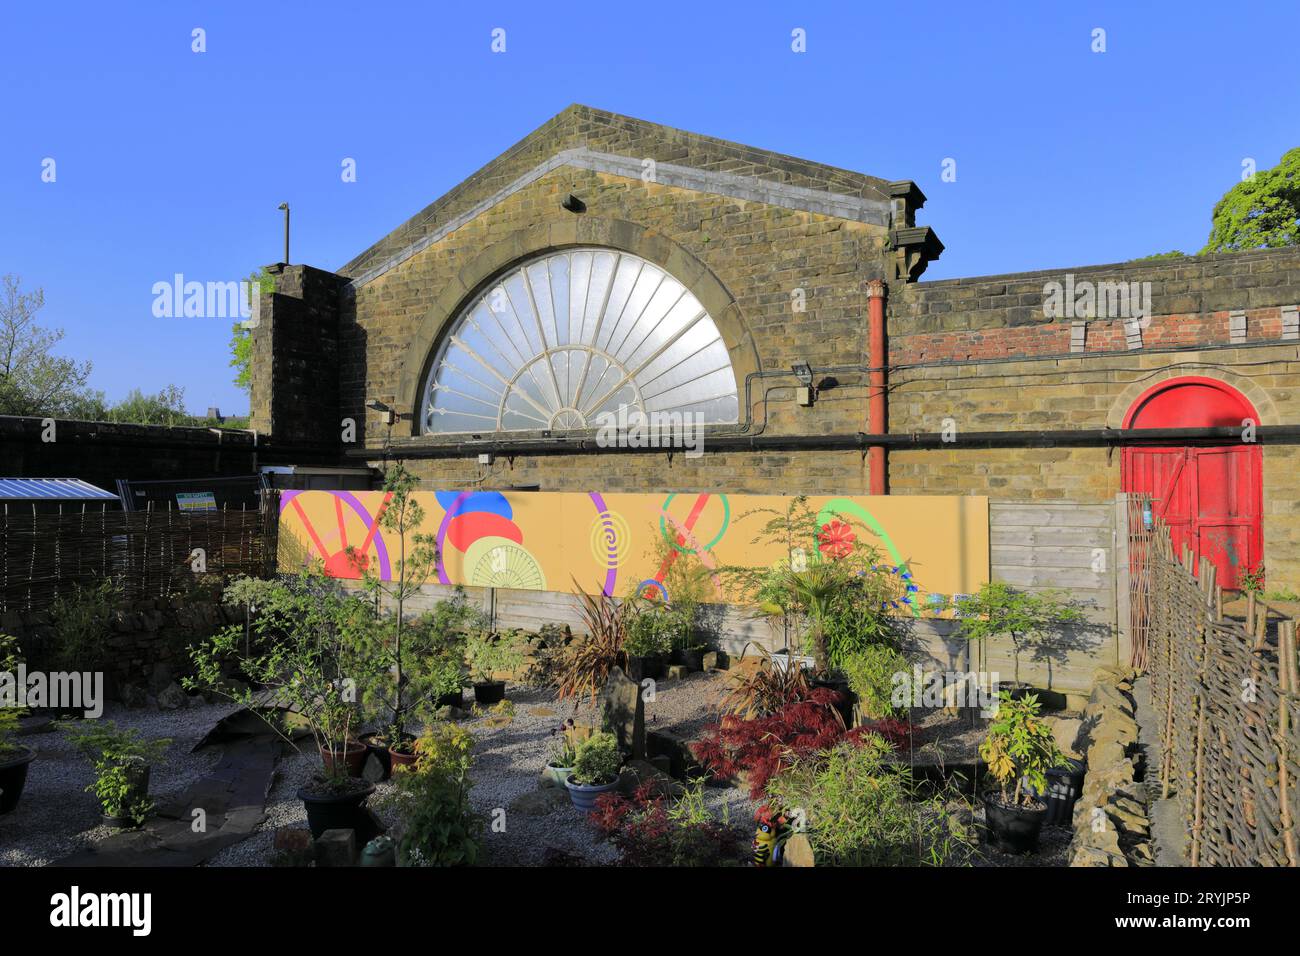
{"left": 1121, "top": 376, "right": 1263, "bottom": 589}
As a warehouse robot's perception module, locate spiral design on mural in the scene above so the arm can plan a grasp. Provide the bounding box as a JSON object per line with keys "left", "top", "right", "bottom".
{"left": 589, "top": 510, "right": 630, "bottom": 570}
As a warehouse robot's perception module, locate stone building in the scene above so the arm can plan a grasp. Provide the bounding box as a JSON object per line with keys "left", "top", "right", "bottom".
{"left": 250, "top": 105, "right": 1300, "bottom": 682}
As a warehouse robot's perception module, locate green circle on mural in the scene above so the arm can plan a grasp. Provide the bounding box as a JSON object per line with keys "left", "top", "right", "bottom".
{"left": 659, "top": 493, "right": 730, "bottom": 554}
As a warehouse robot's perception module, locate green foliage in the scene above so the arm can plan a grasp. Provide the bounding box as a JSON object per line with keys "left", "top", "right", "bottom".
{"left": 979, "top": 691, "right": 1069, "bottom": 808}
{"left": 351, "top": 465, "right": 483, "bottom": 736}
{"left": 623, "top": 599, "right": 680, "bottom": 657}
{"left": 764, "top": 737, "right": 974, "bottom": 866}
{"left": 0, "top": 635, "right": 23, "bottom": 755}
{"left": 547, "top": 721, "right": 581, "bottom": 768}
{"left": 185, "top": 567, "right": 373, "bottom": 774}
{"left": 1132, "top": 250, "right": 1189, "bottom": 261}
{"left": 229, "top": 269, "right": 271, "bottom": 396}
{"left": 47, "top": 577, "right": 121, "bottom": 671}
{"left": 62, "top": 721, "right": 170, "bottom": 823}
{"left": 1202, "top": 148, "right": 1300, "bottom": 253}
{"left": 464, "top": 629, "right": 525, "bottom": 685}
{"left": 0, "top": 274, "right": 94, "bottom": 417}
{"left": 1240, "top": 564, "right": 1266, "bottom": 596}
{"left": 722, "top": 496, "right": 905, "bottom": 676}
{"left": 379, "top": 723, "right": 481, "bottom": 866}
{"left": 842, "top": 644, "right": 910, "bottom": 720}
{"left": 572, "top": 730, "right": 621, "bottom": 785}
{"left": 952, "top": 581, "right": 1083, "bottom": 684}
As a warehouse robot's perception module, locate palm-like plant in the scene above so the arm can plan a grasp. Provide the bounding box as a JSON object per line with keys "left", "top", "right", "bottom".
{"left": 767, "top": 563, "right": 846, "bottom": 676}
{"left": 555, "top": 580, "right": 629, "bottom": 705}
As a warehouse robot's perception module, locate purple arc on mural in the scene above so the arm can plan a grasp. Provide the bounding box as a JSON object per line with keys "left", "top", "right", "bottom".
{"left": 588, "top": 492, "right": 619, "bottom": 596}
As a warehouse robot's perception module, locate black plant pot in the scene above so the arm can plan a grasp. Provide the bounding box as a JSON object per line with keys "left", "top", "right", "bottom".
{"left": 437, "top": 689, "right": 465, "bottom": 710}
{"left": 1043, "top": 759, "right": 1086, "bottom": 826}
{"left": 812, "top": 675, "right": 854, "bottom": 727}
{"left": 297, "top": 782, "right": 377, "bottom": 839}
{"left": 473, "top": 681, "right": 506, "bottom": 705}
{"left": 981, "top": 792, "right": 1048, "bottom": 854}
{"left": 995, "top": 681, "right": 1033, "bottom": 701}
{"left": 0, "top": 747, "right": 36, "bottom": 815}
{"left": 626, "top": 654, "right": 663, "bottom": 682}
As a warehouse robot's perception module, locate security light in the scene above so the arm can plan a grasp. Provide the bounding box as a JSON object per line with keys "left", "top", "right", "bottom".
{"left": 792, "top": 363, "right": 814, "bottom": 386}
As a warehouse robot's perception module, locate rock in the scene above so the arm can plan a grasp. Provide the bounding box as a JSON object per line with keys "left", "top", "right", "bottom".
{"left": 119, "top": 683, "right": 149, "bottom": 709}
{"left": 314, "top": 828, "right": 357, "bottom": 867}
{"left": 155, "top": 682, "right": 188, "bottom": 710}
{"left": 783, "top": 833, "right": 816, "bottom": 867}
{"left": 600, "top": 666, "right": 645, "bottom": 759}
{"left": 618, "top": 759, "right": 683, "bottom": 800}
{"left": 146, "top": 663, "right": 174, "bottom": 696}
{"left": 665, "top": 665, "right": 689, "bottom": 680}
{"left": 649, "top": 754, "right": 672, "bottom": 776}
{"left": 701, "top": 651, "right": 719, "bottom": 671}
{"left": 361, "top": 753, "right": 387, "bottom": 784}
{"left": 508, "top": 789, "right": 571, "bottom": 816}
{"left": 530, "top": 706, "right": 557, "bottom": 718}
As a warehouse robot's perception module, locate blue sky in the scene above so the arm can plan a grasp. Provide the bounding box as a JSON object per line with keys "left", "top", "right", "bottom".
{"left": 2, "top": 1, "right": 1297, "bottom": 416}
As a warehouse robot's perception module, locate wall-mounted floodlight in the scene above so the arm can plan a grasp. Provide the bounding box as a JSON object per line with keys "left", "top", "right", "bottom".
{"left": 366, "top": 399, "right": 395, "bottom": 425}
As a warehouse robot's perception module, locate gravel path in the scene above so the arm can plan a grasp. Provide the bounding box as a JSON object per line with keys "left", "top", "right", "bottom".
{"left": 0, "top": 701, "right": 233, "bottom": 867}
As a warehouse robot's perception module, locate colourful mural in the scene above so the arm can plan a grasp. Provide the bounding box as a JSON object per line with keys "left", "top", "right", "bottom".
{"left": 278, "top": 491, "right": 989, "bottom": 612}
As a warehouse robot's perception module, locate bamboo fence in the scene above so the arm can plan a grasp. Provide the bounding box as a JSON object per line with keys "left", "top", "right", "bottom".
{"left": 1145, "top": 521, "right": 1299, "bottom": 866}
{"left": 0, "top": 495, "right": 279, "bottom": 614}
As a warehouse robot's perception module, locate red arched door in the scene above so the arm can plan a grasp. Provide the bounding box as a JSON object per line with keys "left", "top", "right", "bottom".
{"left": 1121, "top": 377, "right": 1263, "bottom": 589}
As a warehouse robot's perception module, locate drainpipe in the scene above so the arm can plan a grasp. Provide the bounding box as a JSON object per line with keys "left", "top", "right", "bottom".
{"left": 867, "top": 279, "right": 888, "bottom": 494}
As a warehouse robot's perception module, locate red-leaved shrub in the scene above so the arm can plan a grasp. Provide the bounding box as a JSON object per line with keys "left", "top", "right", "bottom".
{"left": 589, "top": 782, "right": 744, "bottom": 867}
{"left": 691, "top": 687, "right": 890, "bottom": 799}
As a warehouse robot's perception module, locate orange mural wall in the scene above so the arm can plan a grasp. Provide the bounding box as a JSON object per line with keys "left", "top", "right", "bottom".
{"left": 278, "top": 491, "right": 989, "bottom": 612}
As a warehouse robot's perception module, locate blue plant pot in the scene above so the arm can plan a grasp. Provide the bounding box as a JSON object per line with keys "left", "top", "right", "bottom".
{"left": 565, "top": 776, "right": 619, "bottom": 813}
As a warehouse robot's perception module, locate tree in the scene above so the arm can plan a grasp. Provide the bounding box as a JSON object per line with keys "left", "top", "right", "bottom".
{"left": 101, "top": 385, "right": 191, "bottom": 426}
{"left": 952, "top": 581, "right": 1083, "bottom": 685}
{"left": 1202, "top": 147, "right": 1300, "bottom": 253}
{"left": 0, "top": 274, "right": 93, "bottom": 416}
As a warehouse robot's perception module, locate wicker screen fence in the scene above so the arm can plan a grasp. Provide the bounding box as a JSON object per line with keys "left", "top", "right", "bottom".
{"left": 0, "top": 496, "right": 279, "bottom": 614}
{"left": 1145, "top": 521, "right": 1299, "bottom": 867}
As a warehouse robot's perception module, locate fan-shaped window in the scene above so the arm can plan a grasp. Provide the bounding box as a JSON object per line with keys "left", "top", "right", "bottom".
{"left": 421, "top": 249, "right": 740, "bottom": 434}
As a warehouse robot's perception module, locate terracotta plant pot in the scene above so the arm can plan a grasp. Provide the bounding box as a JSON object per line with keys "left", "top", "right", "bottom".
{"left": 320, "top": 740, "right": 368, "bottom": 778}
{"left": 0, "top": 747, "right": 36, "bottom": 815}
{"left": 387, "top": 746, "right": 419, "bottom": 774}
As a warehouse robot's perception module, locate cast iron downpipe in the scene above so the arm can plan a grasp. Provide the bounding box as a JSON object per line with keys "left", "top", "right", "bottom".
{"left": 867, "top": 279, "right": 888, "bottom": 494}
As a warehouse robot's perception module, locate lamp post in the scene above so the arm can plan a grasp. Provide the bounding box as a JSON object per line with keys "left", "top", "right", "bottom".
{"left": 277, "top": 202, "right": 290, "bottom": 264}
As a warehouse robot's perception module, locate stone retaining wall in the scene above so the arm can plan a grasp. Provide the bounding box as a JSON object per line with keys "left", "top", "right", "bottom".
{"left": 1068, "top": 665, "right": 1154, "bottom": 866}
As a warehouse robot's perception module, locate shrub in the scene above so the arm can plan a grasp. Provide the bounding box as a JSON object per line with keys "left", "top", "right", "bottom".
{"left": 572, "top": 731, "right": 621, "bottom": 786}
{"left": 623, "top": 600, "right": 678, "bottom": 658}
{"left": 62, "top": 721, "right": 171, "bottom": 824}
{"left": 47, "top": 577, "right": 121, "bottom": 671}
{"left": 554, "top": 584, "right": 628, "bottom": 705}
{"left": 764, "top": 737, "right": 974, "bottom": 866}
{"left": 379, "top": 723, "right": 481, "bottom": 866}
{"left": 186, "top": 566, "right": 373, "bottom": 777}
{"left": 980, "top": 691, "right": 1069, "bottom": 808}
{"left": 719, "top": 644, "right": 812, "bottom": 719}
{"left": 590, "top": 781, "right": 745, "bottom": 866}
{"left": 691, "top": 690, "right": 874, "bottom": 799}
{"left": 842, "top": 644, "right": 911, "bottom": 720}
{"left": 953, "top": 582, "right": 1084, "bottom": 684}
{"left": 464, "top": 629, "right": 526, "bottom": 685}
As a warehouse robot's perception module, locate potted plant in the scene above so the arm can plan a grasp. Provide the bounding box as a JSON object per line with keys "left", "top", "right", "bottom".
{"left": 978, "top": 690, "right": 1070, "bottom": 853}
{"left": 0, "top": 634, "right": 35, "bottom": 816}
{"left": 62, "top": 721, "right": 171, "bottom": 828}
{"left": 186, "top": 566, "right": 377, "bottom": 838}
{"left": 465, "top": 629, "right": 525, "bottom": 705}
{"left": 543, "top": 720, "right": 582, "bottom": 789}
{"left": 953, "top": 582, "right": 1083, "bottom": 696}
{"left": 376, "top": 723, "right": 482, "bottom": 866}
{"left": 624, "top": 600, "right": 673, "bottom": 681}
{"left": 565, "top": 730, "right": 622, "bottom": 812}
{"left": 359, "top": 723, "right": 419, "bottom": 780}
